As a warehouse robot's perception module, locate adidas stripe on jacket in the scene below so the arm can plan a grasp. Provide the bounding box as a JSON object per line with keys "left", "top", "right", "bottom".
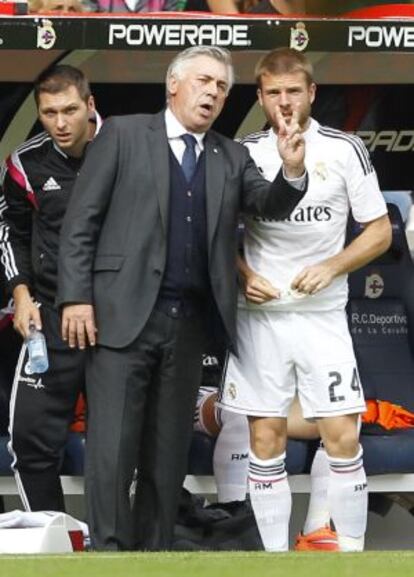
{"left": 0, "top": 132, "right": 87, "bottom": 305}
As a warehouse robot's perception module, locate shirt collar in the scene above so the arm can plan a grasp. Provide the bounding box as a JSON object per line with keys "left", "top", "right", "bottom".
{"left": 92, "top": 109, "right": 103, "bottom": 137}
{"left": 165, "top": 108, "right": 205, "bottom": 150}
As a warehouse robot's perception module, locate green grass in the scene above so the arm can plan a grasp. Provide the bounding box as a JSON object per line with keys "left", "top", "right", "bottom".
{"left": 0, "top": 552, "right": 413, "bottom": 577}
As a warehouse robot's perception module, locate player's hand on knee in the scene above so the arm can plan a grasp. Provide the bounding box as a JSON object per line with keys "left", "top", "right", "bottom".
{"left": 61, "top": 304, "right": 97, "bottom": 349}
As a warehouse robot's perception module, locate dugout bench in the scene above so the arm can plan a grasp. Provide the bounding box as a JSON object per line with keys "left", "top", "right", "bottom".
{"left": 1, "top": 207, "right": 414, "bottom": 514}
{"left": 1, "top": 9, "right": 414, "bottom": 516}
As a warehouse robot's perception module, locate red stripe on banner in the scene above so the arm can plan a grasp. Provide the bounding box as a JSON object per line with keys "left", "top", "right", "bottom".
{"left": 345, "top": 4, "right": 414, "bottom": 19}
{"left": 0, "top": 3, "right": 27, "bottom": 14}
{"left": 72, "top": 11, "right": 223, "bottom": 18}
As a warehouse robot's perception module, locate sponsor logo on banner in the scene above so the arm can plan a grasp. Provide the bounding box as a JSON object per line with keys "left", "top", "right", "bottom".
{"left": 37, "top": 19, "right": 57, "bottom": 50}
{"left": 290, "top": 22, "right": 309, "bottom": 52}
{"left": 353, "top": 130, "right": 414, "bottom": 152}
{"left": 108, "top": 23, "right": 250, "bottom": 47}
{"left": 348, "top": 25, "right": 414, "bottom": 49}
{"left": 365, "top": 273, "right": 384, "bottom": 299}
{"left": 350, "top": 310, "right": 407, "bottom": 336}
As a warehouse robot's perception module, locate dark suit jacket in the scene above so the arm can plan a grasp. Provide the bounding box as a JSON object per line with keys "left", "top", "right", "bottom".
{"left": 57, "top": 111, "right": 306, "bottom": 351}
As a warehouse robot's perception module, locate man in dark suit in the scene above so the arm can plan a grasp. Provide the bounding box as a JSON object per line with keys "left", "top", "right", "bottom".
{"left": 57, "top": 46, "right": 307, "bottom": 551}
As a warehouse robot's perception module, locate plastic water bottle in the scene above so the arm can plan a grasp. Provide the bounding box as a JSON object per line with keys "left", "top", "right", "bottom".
{"left": 26, "top": 324, "right": 49, "bottom": 374}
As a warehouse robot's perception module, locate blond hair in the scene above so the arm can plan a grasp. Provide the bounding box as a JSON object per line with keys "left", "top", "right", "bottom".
{"left": 255, "top": 47, "right": 314, "bottom": 88}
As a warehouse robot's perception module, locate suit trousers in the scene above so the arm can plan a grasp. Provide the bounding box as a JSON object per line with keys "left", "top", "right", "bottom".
{"left": 85, "top": 307, "right": 206, "bottom": 550}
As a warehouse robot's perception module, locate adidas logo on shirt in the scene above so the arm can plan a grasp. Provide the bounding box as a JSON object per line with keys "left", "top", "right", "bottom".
{"left": 42, "top": 177, "right": 61, "bottom": 191}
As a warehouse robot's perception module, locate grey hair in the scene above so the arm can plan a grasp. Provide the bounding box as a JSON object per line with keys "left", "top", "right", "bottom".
{"left": 166, "top": 46, "right": 234, "bottom": 98}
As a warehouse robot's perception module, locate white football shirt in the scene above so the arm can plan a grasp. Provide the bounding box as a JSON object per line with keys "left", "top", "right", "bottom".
{"left": 240, "top": 118, "right": 387, "bottom": 312}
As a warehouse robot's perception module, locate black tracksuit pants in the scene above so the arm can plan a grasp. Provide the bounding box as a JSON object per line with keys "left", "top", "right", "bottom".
{"left": 9, "top": 304, "right": 85, "bottom": 511}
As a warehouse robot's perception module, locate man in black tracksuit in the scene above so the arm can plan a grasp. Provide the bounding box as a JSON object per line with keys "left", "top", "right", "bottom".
{"left": 0, "top": 65, "right": 101, "bottom": 511}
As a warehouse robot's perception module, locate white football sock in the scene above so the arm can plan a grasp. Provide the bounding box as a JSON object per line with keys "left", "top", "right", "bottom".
{"left": 213, "top": 408, "right": 249, "bottom": 503}
{"left": 303, "top": 445, "right": 330, "bottom": 534}
{"left": 327, "top": 445, "right": 367, "bottom": 552}
{"left": 248, "top": 450, "right": 291, "bottom": 551}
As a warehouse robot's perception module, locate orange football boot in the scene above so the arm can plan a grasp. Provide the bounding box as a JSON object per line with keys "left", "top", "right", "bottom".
{"left": 294, "top": 525, "right": 339, "bottom": 552}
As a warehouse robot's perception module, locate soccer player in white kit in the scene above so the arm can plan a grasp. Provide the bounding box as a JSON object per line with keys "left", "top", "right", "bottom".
{"left": 218, "top": 48, "right": 392, "bottom": 552}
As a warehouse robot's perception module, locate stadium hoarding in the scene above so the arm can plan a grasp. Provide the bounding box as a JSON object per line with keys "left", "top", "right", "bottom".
{"left": 1, "top": 13, "right": 414, "bottom": 192}
{"left": 1, "top": 15, "right": 414, "bottom": 51}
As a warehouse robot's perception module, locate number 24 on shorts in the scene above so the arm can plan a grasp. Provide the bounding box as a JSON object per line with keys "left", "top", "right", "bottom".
{"left": 328, "top": 367, "right": 361, "bottom": 403}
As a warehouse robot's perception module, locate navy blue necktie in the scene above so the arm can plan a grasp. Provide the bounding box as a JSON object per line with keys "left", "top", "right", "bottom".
{"left": 181, "top": 134, "right": 197, "bottom": 183}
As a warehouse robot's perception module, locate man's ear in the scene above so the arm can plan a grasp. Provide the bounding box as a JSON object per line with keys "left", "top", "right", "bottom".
{"left": 309, "top": 82, "right": 316, "bottom": 105}
{"left": 87, "top": 95, "right": 96, "bottom": 112}
{"left": 167, "top": 75, "right": 178, "bottom": 97}
{"left": 257, "top": 88, "right": 263, "bottom": 108}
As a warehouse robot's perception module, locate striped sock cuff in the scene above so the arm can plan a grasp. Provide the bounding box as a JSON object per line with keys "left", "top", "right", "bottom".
{"left": 328, "top": 445, "right": 364, "bottom": 474}
{"left": 248, "top": 451, "right": 287, "bottom": 483}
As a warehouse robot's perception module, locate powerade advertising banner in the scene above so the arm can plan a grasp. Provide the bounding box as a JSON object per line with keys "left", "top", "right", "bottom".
{"left": 1, "top": 11, "right": 414, "bottom": 192}
{"left": 2, "top": 16, "right": 414, "bottom": 51}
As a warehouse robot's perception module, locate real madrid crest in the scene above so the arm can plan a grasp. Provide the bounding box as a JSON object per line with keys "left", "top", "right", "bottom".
{"left": 312, "top": 161, "right": 328, "bottom": 181}
{"left": 227, "top": 382, "right": 237, "bottom": 400}
{"left": 290, "top": 22, "right": 309, "bottom": 52}
{"left": 37, "top": 19, "right": 57, "bottom": 50}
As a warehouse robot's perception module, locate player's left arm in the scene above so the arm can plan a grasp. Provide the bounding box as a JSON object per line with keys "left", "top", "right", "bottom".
{"left": 291, "top": 214, "right": 392, "bottom": 295}
{"left": 293, "top": 133, "right": 392, "bottom": 296}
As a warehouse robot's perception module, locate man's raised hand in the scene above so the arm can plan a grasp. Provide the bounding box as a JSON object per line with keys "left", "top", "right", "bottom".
{"left": 276, "top": 104, "right": 305, "bottom": 179}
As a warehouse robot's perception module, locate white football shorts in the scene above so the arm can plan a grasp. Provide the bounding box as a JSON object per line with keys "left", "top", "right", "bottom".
{"left": 218, "top": 309, "right": 366, "bottom": 419}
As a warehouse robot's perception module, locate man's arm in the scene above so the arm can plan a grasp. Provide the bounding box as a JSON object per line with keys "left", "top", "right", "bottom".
{"left": 0, "top": 163, "right": 40, "bottom": 338}
{"left": 12, "top": 284, "right": 41, "bottom": 339}
{"left": 240, "top": 105, "right": 307, "bottom": 220}
{"left": 237, "top": 254, "right": 280, "bottom": 304}
{"left": 57, "top": 118, "right": 120, "bottom": 349}
{"left": 61, "top": 303, "right": 97, "bottom": 350}
{"left": 275, "top": 104, "right": 306, "bottom": 180}
{"left": 291, "top": 214, "right": 392, "bottom": 295}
